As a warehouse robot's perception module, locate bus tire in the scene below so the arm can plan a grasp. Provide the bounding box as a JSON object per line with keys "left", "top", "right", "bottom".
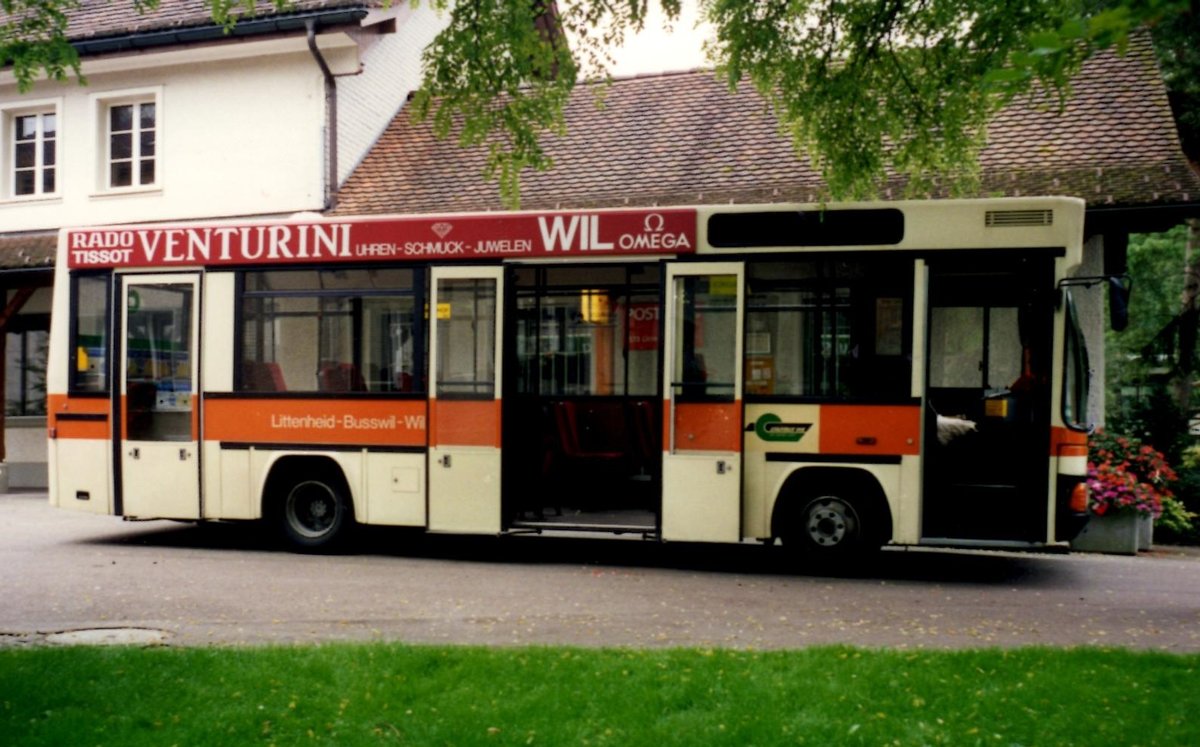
{"left": 278, "top": 473, "right": 353, "bottom": 552}
{"left": 786, "top": 493, "right": 881, "bottom": 567}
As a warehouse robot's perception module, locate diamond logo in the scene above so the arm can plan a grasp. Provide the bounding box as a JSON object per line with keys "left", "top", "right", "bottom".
{"left": 431, "top": 222, "right": 453, "bottom": 238}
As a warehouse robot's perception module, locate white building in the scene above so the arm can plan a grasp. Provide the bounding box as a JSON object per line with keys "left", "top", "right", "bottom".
{"left": 0, "top": 0, "right": 448, "bottom": 487}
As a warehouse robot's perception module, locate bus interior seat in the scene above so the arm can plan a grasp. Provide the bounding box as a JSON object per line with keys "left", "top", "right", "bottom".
{"left": 550, "top": 401, "right": 625, "bottom": 466}
{"left": 242, "top": 361, "right": 287, "bottom": 392}
{"left": 628, "top": 399, "right": 659, "bottom": 476}
{"left": 318, "top": 362, "right": 366, "bottom": 392}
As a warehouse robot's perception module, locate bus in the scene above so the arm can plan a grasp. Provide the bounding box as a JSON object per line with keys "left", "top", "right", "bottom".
{"left": 47, "top": 197, "right": 1109, "bottom": 564}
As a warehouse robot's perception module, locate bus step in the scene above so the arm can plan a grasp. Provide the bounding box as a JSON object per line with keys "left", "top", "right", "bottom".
{"left": 510, "top": 520, "right": 657, "bottom": 536}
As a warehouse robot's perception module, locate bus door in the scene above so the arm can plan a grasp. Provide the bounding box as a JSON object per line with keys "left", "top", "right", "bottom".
{"left": 118, "top": 274, "right": 201, "bottom": 519}
{"left": 661, "top": 263, "right": 745, "bottom": 542}
{"left": 922, "top": 257, "right": 1053, "bottom": 542}
{"left": 428, "top": 266, "right": 503, "bottom": 533}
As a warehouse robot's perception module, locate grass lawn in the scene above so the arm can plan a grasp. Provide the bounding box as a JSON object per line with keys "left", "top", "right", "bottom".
{"left": 1, "top": 644, "right": 1197, "bottom": 745}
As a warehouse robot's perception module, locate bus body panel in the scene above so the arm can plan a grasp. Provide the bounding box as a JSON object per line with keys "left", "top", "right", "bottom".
{"left": 363, "top": 451, "right": 426, "bottom": 526}
{"left": 47, "top": 436, "right": 112, "bottom": 514}
{"left": 208, "top": 443, "right": 252, "bottom": 519}
{"left": 427, "top": 446, "right": 500, "bottom": 534}
{"left": 741, "top": 402, "right": 914, "bottom": 542}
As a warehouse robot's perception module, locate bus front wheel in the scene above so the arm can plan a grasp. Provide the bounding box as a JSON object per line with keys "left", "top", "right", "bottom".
{"left": 279, "top": 476, "right": 352, "bottom": 552}
{"left": 787, "top": 494, "right": 879, "bottom": 565}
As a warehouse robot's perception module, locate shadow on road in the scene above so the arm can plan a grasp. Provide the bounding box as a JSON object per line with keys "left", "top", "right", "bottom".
{"left": 78, "top": 518, "right": 1075, "bottom": 587}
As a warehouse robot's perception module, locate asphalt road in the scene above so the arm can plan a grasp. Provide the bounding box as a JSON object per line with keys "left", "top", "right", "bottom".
{"left": 3, "top": 492, "right": 1199, "bottom": 650}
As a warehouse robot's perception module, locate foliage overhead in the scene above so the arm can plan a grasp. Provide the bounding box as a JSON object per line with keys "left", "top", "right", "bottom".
{"left": 2, "top": 0, "right": 1192, "bottom": 206}
{"left": 413, "top": 0, "right": 1190, "bottom": 206}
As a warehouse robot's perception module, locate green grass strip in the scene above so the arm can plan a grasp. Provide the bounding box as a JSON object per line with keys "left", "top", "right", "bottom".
{"left": 2, "top": 645, "right": 1197, "bottom": 746}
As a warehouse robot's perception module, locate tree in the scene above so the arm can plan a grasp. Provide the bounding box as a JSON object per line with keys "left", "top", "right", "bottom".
{"left": 1106, "top": 223, "right": 1200, "bottom": 429}
{"left": 1148, "top": 1, "right": 1200, "bottom": 162}
{"left": 412, "top": 0, "right": 1191, "bottom": 205}
{"left": 3, "top": 0, "right": 1193, "bottom": 206}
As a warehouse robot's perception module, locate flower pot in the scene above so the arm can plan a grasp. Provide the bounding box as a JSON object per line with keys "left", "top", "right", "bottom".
{"left": 1072, "top": 511, "right": 1141, "bottom": 555}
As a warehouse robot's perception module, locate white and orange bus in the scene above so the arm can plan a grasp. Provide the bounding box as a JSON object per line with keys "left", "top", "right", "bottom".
{"left": 47, "top": 197, "right": 1110, "bottom": 562}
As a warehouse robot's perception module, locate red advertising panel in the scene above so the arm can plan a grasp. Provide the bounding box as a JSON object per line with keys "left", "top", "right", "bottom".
{"left": 65, "top": 209, "right": 698, "bottom": 269}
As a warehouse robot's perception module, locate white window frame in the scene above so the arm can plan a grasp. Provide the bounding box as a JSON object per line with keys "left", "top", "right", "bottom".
{"left": 1, "top": 97, "right": 62, "bottom": 202}
{"left": 90, "top": 86, "right": 162, "bottom": 195}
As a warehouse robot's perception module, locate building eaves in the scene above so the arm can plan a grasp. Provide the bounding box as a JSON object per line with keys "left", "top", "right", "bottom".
{"left": 71, "top": 8, "right": 370, "bottom": 57}
{"left": 59, "top": 0, "right": 379, "bottom": 42}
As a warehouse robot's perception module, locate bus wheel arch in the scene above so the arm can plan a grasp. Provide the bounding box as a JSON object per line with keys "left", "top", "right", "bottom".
{"left": 771, "top": 467, "right": 892, "bottom": 562}
{"left": 263, "top": 455, "right": 356, "bottom": 552}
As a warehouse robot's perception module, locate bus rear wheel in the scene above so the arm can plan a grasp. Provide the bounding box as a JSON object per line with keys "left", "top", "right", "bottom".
{"left": 280, "top": 476, "right": 352, "bottom": 552}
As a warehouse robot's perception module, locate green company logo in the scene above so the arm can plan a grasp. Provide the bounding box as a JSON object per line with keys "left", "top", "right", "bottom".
{"left": 751, "top": 413, "right": 811, "bottom": 442}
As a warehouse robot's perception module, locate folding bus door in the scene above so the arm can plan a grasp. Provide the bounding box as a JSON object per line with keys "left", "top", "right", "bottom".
{"left": 118, "top": 273, "right": 202, "bottom": 519}
{"left": 428, "top": 266, "right": 504, "bottom": 533}
{"left": 661, "top": 263, "right": 745, "bottom": 542}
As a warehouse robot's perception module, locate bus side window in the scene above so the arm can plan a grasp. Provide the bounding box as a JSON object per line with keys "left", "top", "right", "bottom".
{"left": 238, "top": 269, "right": 423, "bottom": 395}
{"left": 70, "top": 274, "right": 111, "bottom": 393}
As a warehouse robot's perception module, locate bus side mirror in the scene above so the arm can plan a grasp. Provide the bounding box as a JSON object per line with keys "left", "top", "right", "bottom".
{"left": 1108, "top": 275, "right": 1131, "bottom": 332}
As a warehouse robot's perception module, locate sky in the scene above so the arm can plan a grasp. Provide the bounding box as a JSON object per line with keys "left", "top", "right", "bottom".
{"left": 603, "top": 1, "right": 711, "bottom": 77}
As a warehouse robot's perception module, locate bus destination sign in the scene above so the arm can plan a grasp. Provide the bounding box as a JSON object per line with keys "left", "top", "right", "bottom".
{"left": 65, "top": 209, "right": 698, "bottom": 269}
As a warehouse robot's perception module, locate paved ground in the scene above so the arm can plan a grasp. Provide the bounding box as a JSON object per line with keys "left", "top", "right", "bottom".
{"left": 3, "top": 492, "right": 1199, "bottom": 650}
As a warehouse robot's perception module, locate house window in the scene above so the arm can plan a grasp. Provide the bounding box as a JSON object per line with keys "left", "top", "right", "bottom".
{"left": 2, "top": 99, "right": 61, "bottom": 200}
{"left": 107, "top": 101, "right": 156, "bottom": 188}
{"left": 12, "top": 112, "right": 56, "bottom": 197}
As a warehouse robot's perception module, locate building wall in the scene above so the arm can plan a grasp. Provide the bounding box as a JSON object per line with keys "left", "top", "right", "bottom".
{"left": 338, "top": 4, "right": 450, "bottom": 186}
{"left": 1, "top": 45, "right": 334, "bottom": 231}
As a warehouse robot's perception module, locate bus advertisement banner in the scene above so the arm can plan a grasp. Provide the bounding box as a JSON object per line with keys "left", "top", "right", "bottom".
{"left": 65, "top": 209, "right": 698, "bottom": 269}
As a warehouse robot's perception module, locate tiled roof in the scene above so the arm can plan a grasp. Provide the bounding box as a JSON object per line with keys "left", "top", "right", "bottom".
{"left": 29, "top": 0, "right": 376, "bottom": 43}
{"left": 334, "top": 34, "right": 1199, "bottom": 215}
{"left": 0, "top": 233, "right": 56, "bottom": 271}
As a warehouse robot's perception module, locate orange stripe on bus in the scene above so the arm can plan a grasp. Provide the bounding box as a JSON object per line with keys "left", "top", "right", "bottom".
{"left": 669, "top": 400, "right": 743, "bottom": 452}
{"left": 818, "top": 404, "right": 921, "bottom": 456}
{"left": 430, "top": 399, "right": 499, "bottom": 448}
{"left": 46, "top": 394, "right": 112, "bottom": 439}
{"left": 206, "top": 398, "right": 428, "bottom": 447}
{"left": 1050, "top": 426, "right": 1088, "bottom": 456}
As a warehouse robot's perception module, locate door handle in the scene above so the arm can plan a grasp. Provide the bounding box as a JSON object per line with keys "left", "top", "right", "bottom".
{"left": 439, "top": 454, "right": 452, "bottom": 468}
{"left": 179, "top": 449, "right": 191, "bottom": 461}
{"left": 129, "top": 448, "right": 140, "bottom": 459}
{"left": 716, "top": 460, "right": 728, "bottom": 475}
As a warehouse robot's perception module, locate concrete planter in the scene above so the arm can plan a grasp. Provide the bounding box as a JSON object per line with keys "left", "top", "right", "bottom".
{"left": 1138, "top": 513, "right": 1154, "bottom": 551}
{"left": 1072, "top": 511, "right": 1143, "bottom": 555}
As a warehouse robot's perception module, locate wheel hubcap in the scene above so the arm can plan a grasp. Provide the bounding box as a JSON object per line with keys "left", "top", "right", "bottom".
{"left": 805, "top": 498, "right": 856, "bottom": 547}
{"left": 286, "top": 481, "right": 338, "bottom": 538}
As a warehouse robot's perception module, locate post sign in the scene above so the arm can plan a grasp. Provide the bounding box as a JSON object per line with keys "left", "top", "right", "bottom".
{"left": 65, "top": 209, "right": 698, "bottom": 269}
